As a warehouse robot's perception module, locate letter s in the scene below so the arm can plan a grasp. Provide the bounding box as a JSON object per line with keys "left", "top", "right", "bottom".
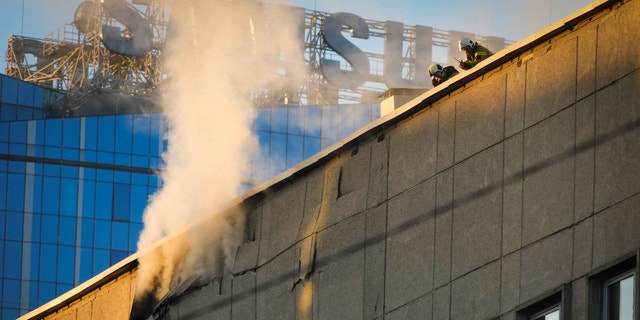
{"left": 101, "top": 0, "right": 153, "bottom": 56}
{"left": 321, "top": 12, "right": 370, "bottom": 89}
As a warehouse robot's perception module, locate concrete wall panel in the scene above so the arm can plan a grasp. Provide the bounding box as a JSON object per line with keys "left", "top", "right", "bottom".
{"left": 434, "top": 169, "right": 453, "bottom": 287}
{"left": 364, "top": 205, "right": 386, "bottom": 319}
{"left": 298, "top": 169, "right": 324, "bottom": 239}
{"left": 385, "top": 294, "right": 432, "bottom": 320}
{"left": 436, "top": 100, "right": 456, "bottom": 171}
{"left": 596, "top": 0, "right": 640, "bottom": 89}
{"left": 231, "top": 272, "right": 256, "bottom": 320}
{"left": 592, "top": 193, "right": 640, "bottom": 268}
{"left": 505, "top": 63, "right": 526, "bottom": 137}
{"left": 572, "top": 217, "right": 593, "bottom": 278}
{"left": 594, "top": 71, "right": 640, "bottom": 211}
{"left": 331, "top": 145, "right": 371, "bottom": 221}
{"left": 576, "top": 25, "right": 597, "bottom": 100}
{"left": 366, "top": 136, "right": 389, "bottom": 209}
{"left": 388, "top": 108, "right": 438, "bottom": 197}
{"left": 450, "top": 261, "right": 500, "bottom": 320}
{"left": 519, "top": 229, "right": 572, "bottom": 303}
{"left": 452, "top": 145, "right": 503, "bottom": 279}
{"left": 575, "top": 95, "right": 595, "bottom": 221}
{"left": 454, "top": 75, "right": 506, "bottom": 162}
{"left": 315, "top": 214, "right": 365, "bottom": 320}
{"left": 171, "top": 278, "right": 231, "bottom": 320}
{"left": 503, "top": 133, "right": 523, "bottom": 255}
{"left": 385, "top": 179, "right": 435, "bottom": 311}
{"left": 522, "top": 107, "right": 575, "bottom": 246}
{"left": 571, "top": 276, "right": 589, "bottom": 320}
{"left": 256, "top": 247, "right": 296, "bottom": 320}
{"left": 257, "top": 181, "right": 305, "bottom": 266}
{"left": 524, "top": 37, "right": 577, "bottom": 127}
{"left": 500, "top": 251, "right": 520, "bottom": 313}
{"left": 432, "top": 285, "right": 450, "bottom": 320}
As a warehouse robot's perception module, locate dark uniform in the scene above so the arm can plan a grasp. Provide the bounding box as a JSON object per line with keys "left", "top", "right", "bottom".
{"left": 459, "top": 41, "right": 493, "bottom": 70}
{"left": 431, "top": 65, "right": 459, "bottom": 87}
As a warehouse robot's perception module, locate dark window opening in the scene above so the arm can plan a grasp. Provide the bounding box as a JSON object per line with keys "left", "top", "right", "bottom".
{"left": 516, "top": 286, "right": 570, "bottom": 320}
{"left": 589, "top": 255, "right": 637, "bottom": 320}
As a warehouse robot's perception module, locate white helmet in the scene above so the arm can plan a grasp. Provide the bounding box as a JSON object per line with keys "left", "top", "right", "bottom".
{"left": 459, "top": 37, "right": 474, "bottom": 50}
{"left": 428, "top": 63, "right": 442, "bottom": 77}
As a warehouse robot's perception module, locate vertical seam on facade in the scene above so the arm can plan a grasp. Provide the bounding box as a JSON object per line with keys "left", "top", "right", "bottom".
{"left": 590, "top": 23, "right": 599, "bottom": 272}
{"left": 448, "top": 100, "right": 457, "bottom": 319}
{"left": 499, "top": 73, "right": 508, "bottom": 314}
{"left": 432, "top": 109, "right": 439, "bottom": 318}
{"left": 571, "top": 36, "right": 579, "bottom": 281}
{"left": 519, "top": 60, "right": 528, "bottom": 306}
{"left": 381, "top": 135, "right": 390, "bottom": 317}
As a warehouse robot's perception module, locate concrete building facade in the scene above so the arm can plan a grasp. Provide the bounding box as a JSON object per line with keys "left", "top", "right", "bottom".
{"left": 20, "top": 0, "right": 640, "bottom": 319}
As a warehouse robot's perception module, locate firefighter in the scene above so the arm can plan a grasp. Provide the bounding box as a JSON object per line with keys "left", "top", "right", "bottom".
{"left": 428, "top": 63, "right": 459, "bottom": 87}
{"left": 458, "top": 37, "right": 493, "bottom": 70}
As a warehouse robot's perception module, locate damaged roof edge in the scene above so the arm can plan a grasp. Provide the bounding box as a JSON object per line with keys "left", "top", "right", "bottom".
{"left": 17, "top": 0, "right": 619, "bottom": 319}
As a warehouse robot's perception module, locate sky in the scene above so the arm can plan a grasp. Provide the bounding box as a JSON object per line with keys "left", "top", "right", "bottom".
{"left": 0, "top": 0, "right": 594, "bottom": 75}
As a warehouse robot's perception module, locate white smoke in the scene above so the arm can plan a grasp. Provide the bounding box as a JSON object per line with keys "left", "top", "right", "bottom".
{"left": 134, "top": 0, "right": 306, "bottom": 302}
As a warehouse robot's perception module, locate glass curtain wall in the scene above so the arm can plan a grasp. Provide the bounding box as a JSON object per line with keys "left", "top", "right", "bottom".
{"left": 0, "top": 73, "right": 380, "bottom": 319}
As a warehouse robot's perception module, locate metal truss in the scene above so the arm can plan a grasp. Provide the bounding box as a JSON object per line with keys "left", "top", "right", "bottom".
{"left": 4, "top": 0, "right": 510, "bottom": 116}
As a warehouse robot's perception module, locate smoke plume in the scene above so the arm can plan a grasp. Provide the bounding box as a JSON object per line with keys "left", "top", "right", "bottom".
{"left": 132, "top": 0, "right": 306, "bottom": 313}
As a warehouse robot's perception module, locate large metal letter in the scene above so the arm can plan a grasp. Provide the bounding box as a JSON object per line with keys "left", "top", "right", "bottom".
{"left": 101, "top": 0, "right": 153, "bottom": 56}
{"left": 384, "top": 21, "right": 431, "bottom": 88}
{"left": 321, "top": 12, "right": 370, "bottom": 89}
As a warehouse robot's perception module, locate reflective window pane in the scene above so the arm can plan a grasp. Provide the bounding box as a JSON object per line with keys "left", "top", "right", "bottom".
{"left": 42, "top": 176, "right": 60, "bottom": 214}
{"left": 97, "top": 116, "right": 115, "bottom": 152}
{"left": 84, "top": 117, "right": 98, "bottom": 150}
{"left": 82, "top": 180, "right": 96, "bottom": 219}
{"left": 95, "top": 182, "right": 113, "bottom": 220}
{"left": 110, "top": 250, "right": 128, "bottom": 265}
{"left": 132, "top": 116, "right": 150, "bottom": 154}
{"left": 6, "top": 212, "right": 23, "bottom": 241}
{"left": 59, "top": 216, "right": 76, "bottom": 246}
{"left": 7, "top": 173, "right": 25, "bottom": 211}
{"left": 4, "top": 241, "right": 22, "bottom": 279}
{"left": 3, "top": 279, "right": 20, "bottom": 317}
{"left": 44, "top": 119, "right": 62, "bottom": 146}
{"left": 57, "top": 246, "right": 75, "bottom": 284}
{"left": 38, "top": 282, "right": 55, "bottom": 307}
{"left": 113, "top": 183, "right": 131, "bottom": 221}
{"left": 111, "top": 221, "right": 129, "bottom": 251}
{"left": 286, "top": 135, "right": 303, "bottom": 167}
{"left": 79, "top": 248, "right": 93, "bottom": 282}
{"left": 1, "top": 76, "right": 18, "bottom": 104}
{"left": 606, "top": 273, "right": 635, "bottom": 320}
{"left": 41, "top": 215, "right": 58, "bottom": 244}
{"left": 94, "top": 220, "right": 111, "bottom": 249}
{"left": 40, "top": 244, "right": 57, "bottom": 282}
{"left": 61, "top": 118, "right": 80, "bottom": 148}
{"left": 115, "top": 116, "right": 133, "bottom": 153}
{"left": 80, "top": 217, "right": 95, "bottom": 248}
{"left": 60, "top": 178, "right": 78, "bottom": 216}
{"left": 303, "top": 136, "right": 321, "bottom": 158}
{"left": 10, "top": 121, "right": 27, "bottom": 144}
{"left": 271, "top": 108, "right": 287, "bottom": 133}
{"left": 131, "top": 185, "right": 148, "bottom": 223}
{"left": 18, "top": 81, "right": 35, "bottom": 106}
{"left": 532, "top": 309, "right": 559, "bottom": 320}
{"left": 93, "top": 249, "right": 109, "bottom": 274}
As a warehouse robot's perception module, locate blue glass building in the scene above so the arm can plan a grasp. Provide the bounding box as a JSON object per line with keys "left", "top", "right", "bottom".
{"left": 0, "top": 73, "right": 379, "bottom": 319}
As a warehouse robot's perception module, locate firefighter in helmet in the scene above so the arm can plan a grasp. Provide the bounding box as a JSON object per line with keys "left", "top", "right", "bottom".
{"left": 428, "top": 63, "right": 459, "bottom": 87}
{"left": 458, "top": 37, "right": 493, "bottom": 70}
